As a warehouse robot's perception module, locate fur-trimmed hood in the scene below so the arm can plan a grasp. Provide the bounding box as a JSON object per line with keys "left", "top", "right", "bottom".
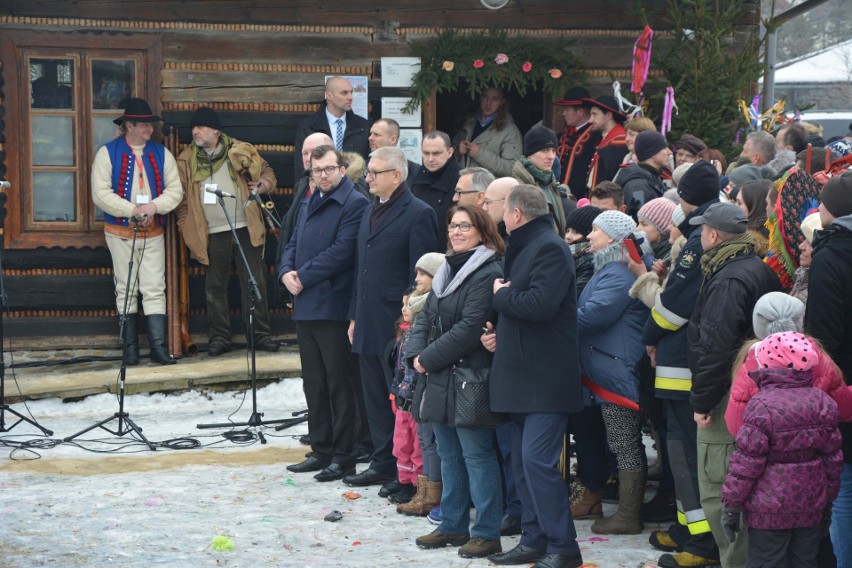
{"left": 343, "top": 151, "right": 366, "bottom": 182}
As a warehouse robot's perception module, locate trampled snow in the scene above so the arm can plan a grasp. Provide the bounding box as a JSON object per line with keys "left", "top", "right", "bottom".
{"left": 0, "top": 379, "right": 663, "bottom": 567}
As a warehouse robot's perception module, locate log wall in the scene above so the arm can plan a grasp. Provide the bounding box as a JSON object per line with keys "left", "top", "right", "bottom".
{"left": 0, "top": 0, "right": 759, "bottom": 345}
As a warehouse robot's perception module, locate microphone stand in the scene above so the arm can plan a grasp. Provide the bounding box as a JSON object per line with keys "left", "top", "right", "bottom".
{"left": 0, "top": 192, "right": 53, "bottom": 436}
{"left": 64, "top": 217, "right": 155, "bottom": 449}
{"left": 198, "top": 193, "right": 288, "bottom": 433}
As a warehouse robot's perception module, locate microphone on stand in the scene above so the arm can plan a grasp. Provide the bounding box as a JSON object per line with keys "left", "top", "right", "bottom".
{"left": 243, "top": 188, "right": 258, "bottom": 208}
{"left": 129, "top": 214, "right": 148, "bottom": 224}
{"left": 205, "top": 187, "right": 236, "bottom": 199}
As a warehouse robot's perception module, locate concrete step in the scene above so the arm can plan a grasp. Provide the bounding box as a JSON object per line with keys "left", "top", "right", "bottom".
{"left": 2, "top": 345, "right": 303, "bottom": 402}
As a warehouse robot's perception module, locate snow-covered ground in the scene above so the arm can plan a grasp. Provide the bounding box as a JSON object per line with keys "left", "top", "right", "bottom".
{"left": 0, "top": 379, "right": 665, "bottom": 567}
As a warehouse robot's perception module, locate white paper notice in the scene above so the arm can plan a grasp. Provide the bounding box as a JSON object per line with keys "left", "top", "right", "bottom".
{"left": 399, "top": 129, "right": 423, "bottom": 165}
{"left": 381, "top": 98, "right": 421, "bottom": 128}
{"left": 380, "top": 57, "right": 421, "bottom": 88}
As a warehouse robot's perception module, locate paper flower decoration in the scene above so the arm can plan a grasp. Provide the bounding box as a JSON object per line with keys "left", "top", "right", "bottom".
{"left": 522, "top": 61, "right": 533, "bottom": 73}
{"left": 442, "top": 61, "right": 455, "bottom": 71}
{"left": 495, "top": 53, "right": 509, "bottom": 65}
{"left": 473, "top": 59, "right": 485, "bottom": 69}
{"left": 549, "top": 68, "right": 562, "bottom": 79}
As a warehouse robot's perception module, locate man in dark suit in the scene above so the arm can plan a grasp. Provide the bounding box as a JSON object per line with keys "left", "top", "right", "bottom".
{"left": 411, "top": 130, "right": 461, "bottom": 250}
{"left": 345, "top": 146, "right": 439, "bottom": 490}
{"left": 293, "top": 76, "right": 370, "bottom": 184}
{"left": 484, "top": 184, "right": 585, "bottom": 568}
{"left": 280, "top": 145, "right": 369, "bottom": 482}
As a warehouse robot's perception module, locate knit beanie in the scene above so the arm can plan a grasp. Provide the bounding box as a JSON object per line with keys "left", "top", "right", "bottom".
{"left": 752, "top": 292, "right": 805, "bottom": 339}
{"left": 407, "top": 290, "right": 429, "bottom": 315}
{"left": 671, "top": 162, "right": 693, "bottom": 187}
{"left": 524, "top": 124, "right": 558, "bottom": 157}
{"left": 415, "top": 252, "right": 445, "bottom": 278}
{"left": 727, "top": 165, "right": 762, "bottom": 188}
{"left": 800, "top": 213, "right": 823, "bottom": 244}
{"left": 565, "top": 205, "right": 603, "bottom": 237}
{"left": 756, "top": 331, "right": 818, "bottom": 372}
{"left": 593, "top": 210, "right": 636, "bottom": 243}
{"left": 677, "top": 160, "right": 720, "bottom": 206}
{"left": 190, "top": 106, "right": 222, "bottom": 130}
{"left": 638, "top": 198, "right": 677, "bottom": 235}
{"left": 820, "top": 171, "right": 852, "bottom": 219}
{"left": 671, "top": 204, "right": 686, "bottom": 228}
{"left": 634, "top": 131, "right": 669, "bottom": 162}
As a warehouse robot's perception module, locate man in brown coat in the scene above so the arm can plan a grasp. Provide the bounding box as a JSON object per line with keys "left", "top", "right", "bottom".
{"left": 175, "top": 106, "right": 279, "bottom": 356}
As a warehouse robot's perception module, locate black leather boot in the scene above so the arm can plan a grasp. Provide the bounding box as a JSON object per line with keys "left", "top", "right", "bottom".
{"left": 122, "top": 314, "right": 139, "bottom": 366}
{"left": 146, "top": 314, "right": 177, "bottom": 365}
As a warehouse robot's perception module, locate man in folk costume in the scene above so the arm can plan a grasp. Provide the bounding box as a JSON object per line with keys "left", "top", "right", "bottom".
{"left": 583, "top": 95, "right": 629, "bottom": 190}
{"left": 554, "top": 87, "right": 600, "bottom": 201}
{"left": 175, "top": 107, "right": 280, "bottom": 357}
{"left": 91, "top": 98, "right": 184, "bottom": 365}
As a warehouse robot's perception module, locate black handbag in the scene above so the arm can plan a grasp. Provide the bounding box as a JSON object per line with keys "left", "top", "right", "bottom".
{"left": 452, "top": 366, "right": 507, "bottom": 428}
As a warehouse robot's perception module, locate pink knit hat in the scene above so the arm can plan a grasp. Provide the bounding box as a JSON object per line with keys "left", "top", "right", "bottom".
{"left": 755, "top": 331, "right": 818, "bottom": 372}
{"left": 637, "top": 198, "right": 677, "bottom": 235}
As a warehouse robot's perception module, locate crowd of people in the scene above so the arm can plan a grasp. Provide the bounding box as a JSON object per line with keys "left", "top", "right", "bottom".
{"left": 97, "top": 79, "right": 852, "bottom": 568}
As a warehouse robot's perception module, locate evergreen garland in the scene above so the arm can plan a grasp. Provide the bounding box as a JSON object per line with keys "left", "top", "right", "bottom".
{"left": 404, "top": 30, "right": 584, "bottom": 112}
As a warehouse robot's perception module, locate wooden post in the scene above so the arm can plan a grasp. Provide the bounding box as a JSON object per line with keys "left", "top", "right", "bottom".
{"left": 423, "top": 90, "right": 437, "bottom": 133}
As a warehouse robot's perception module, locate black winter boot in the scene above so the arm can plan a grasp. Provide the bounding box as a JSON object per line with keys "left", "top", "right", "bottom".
{"left": 146, "top": 314, "right": 177, "bottom": 365}
{"left": 121, "top": 314, "right": 139, "bottom": 366}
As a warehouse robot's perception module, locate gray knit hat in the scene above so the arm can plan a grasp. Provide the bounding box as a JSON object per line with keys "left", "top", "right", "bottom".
{"left": 593, "top": 210, "right": 636, "bottom": 243}
{"left": 415, "top": 252, "right": 445, "bottom": 277}
{"left": 671, "top": 204, "right": 686, "bottom": 228}
{"left": 752, "top": 292, "right": 805, "bottom": 339}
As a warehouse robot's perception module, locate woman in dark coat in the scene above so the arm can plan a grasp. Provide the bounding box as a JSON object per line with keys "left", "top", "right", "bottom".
{"left": 407, "top": 204, "right": 505, "bottom": 559}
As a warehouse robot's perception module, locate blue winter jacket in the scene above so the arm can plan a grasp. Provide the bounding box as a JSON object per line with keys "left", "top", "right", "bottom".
{"left": 577, "top": 253, "right": 650, "bottom": 408}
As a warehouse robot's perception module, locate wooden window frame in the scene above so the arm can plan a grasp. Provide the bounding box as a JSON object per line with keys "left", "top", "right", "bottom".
{"left": 1, "top": 31, "right": 161, "bottom": 249}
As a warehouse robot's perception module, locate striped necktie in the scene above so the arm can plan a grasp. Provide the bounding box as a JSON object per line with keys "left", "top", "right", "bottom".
{"left": 335, "top": 119, "right": 344, "bottom": 152}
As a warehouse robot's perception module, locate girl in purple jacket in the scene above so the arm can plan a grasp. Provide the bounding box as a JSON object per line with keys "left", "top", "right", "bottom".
{"left": 721, "top": 331, "right": 843, "bottom": 568}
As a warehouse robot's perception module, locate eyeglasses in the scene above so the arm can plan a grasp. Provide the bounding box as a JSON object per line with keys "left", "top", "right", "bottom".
{"left": 310, "top": 165, "right": 341, "bottom": 177}
{"left": 365, "top": 168, "right": 396, "bottom": 179}
{"left": 454, "top": 189, "right": 479, "bottom": 196}
{"left": 483, "top": 198, "right": 505, "bottom": 206}
{"left": 448, "top": 222, "right": 474, "bottom": 233}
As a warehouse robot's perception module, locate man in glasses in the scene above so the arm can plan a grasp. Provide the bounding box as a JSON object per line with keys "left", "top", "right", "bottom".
{"left": 280, "top": 145, "right": 369, "bottom": 482}
{"left": 411, "top": 131, "right": 461, "bottom": 249}
{"left": 345, "top": 146, "right": 438, "bottom": 492}
{"left": 483, "top": 177, "right": 519, "bottom": 241}
{"left": 452, "top": 167, "right": 494, "bottom": 208}
{"left": 176, "top": 106, "right": 279, "bottom": 357}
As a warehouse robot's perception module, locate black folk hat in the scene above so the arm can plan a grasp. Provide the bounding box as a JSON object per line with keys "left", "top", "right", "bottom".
{"left": 582, "top": 95, "right": 627, "bottom": 123}
{"left": 113, "top": 98, "right": 164, "bottom": 125}
{"left": 554, "top": 86, "right": 590, "bottom": 107}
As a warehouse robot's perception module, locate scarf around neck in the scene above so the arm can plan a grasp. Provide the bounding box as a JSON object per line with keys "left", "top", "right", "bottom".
{"left": 520, "top": 157, "right": 555, "bottom": 186}
{"left": 432, "top": 245, "right": 496, "bottom": 299}
{"left": 700, "top": 233, "right": 755, "bottom": 278}
{"left": 190, "top": 132, "right": 238, "bottom": 184}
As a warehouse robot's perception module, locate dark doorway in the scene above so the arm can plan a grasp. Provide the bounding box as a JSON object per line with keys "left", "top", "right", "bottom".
{"left": 435, "top": 81, "right": 546, "bottom": 141}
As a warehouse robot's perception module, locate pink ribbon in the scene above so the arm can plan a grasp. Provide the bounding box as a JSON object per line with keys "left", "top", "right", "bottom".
{"left": 661, "top": 86, "right": 677, "bottom": 136}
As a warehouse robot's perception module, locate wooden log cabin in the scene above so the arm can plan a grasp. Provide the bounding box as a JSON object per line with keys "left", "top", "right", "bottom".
{"left": 0, "top": 1, "right": 758, "bottom": 354}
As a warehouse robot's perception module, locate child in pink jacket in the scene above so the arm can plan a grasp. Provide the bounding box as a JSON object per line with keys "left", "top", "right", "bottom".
{"left": 726, "top": 292, "right": 852, "bottom": 436}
